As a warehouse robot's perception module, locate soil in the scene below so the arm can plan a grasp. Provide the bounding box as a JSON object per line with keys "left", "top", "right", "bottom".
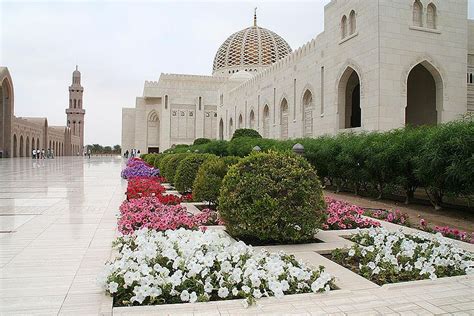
{"left": 324, "top": 190, "right": 474, "bottom": 232}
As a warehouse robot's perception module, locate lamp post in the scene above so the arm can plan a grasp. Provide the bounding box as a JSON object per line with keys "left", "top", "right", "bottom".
{"left": 292, "top": 143, "right": 304, "bottom": 156}
{"left": 252, "top": 146, "right": 261, "bottom": 152}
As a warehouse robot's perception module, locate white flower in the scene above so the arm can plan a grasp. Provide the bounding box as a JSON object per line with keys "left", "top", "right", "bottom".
{"left": 242, "top": 285, "right": 251, "bottom": 294}
{"left": 108, "top": 282, "right": 119, "bottom": 293}
{"left": 253, "top": 288, "right": 262, "bottom": 298}
{"left": 189, "top": 291, "right": 198, "bottom": 303}
{"left": 348, "top": 249, "right": 355, "bottom": 257}
{"left": 218, "top": 287, "right": 229, "bottom": 298}
{"left": 180, "top": 290, "right": 190, "bottom": 302}
{"left": 204, "top": 282, "right": 213, "bottom": 293}
{"left": 232, "top": 288, "right": 239, "bottom": 296}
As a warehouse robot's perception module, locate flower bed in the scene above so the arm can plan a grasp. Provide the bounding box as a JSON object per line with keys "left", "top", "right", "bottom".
{"left": 323, "top": 197, "right": 380, "bottom": 230}
{"left": 99, "top": 228, "right": 334, "bottom": 307}
{"left": 364, "top": 209, "right": 410, "bottom": 226}
{"left": 126, "top": 178, "right": 166, "bottom": 200}
{"left": 121, "top": 158, "right": 160, "bottom": 179}
{"left": 118, "top": 197, "right": 220, "bottom": 234}
{"left": 331, "top": 227, "right": 474, "bottom": 285}
{"left": 419, "top": 220, "right": 474, "bottom": 244}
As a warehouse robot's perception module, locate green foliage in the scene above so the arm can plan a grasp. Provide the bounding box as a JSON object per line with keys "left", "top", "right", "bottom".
{"left": 152, "top": 154, "right": 165, "bottom": 169}
{"left": 193, "top": 156, "right": 240, "bottom": 204}
{"left": 162, "top": 153, "right": 190, "bottom": 184}
{"left": 174, "top": 154, "right": 217, "bottom": 193}
{"left": 416, "top": 121, "right": 474, "bottom": 209}
{"left": 218, "top": 151, "right": 326, "bottom": 244}
{"left": 193, "top": 138, "right": 212, "bottom": 146}
{"left": 231, "top": 128, "right": 262, "bottom": 140}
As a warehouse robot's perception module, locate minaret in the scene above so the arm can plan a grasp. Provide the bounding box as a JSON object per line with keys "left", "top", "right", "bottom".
{"left": 66, "top": 65, "right": 85, "bottom": 151}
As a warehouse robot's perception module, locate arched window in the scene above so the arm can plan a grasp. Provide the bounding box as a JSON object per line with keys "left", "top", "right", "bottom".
{"left": 238, "top": 114, "right": 243, "bottom": 129}
{"left": 349, "top": 11, "right": 356, "bottom": 35}
{"left": 74, "top": 99, "right": 77, "bottom": 108}
{"left": 69, "top": 99, "right": 72, "bottom": 107}
{"left": 249, "top": 110, "right": 255, "bottom": 129}
{"left": 229, "top": 118, "right": 234, "bottom": 139}
{"left": 427, "top": 3, "right": 437, "bottom": 29}
{"left": 302, "top": 90, "right": 313, "bottom": 137}
{"left": 413, "top": 0, "right": 423, "bottom": 27}
{"left": 280, "top": 98, "right": 289, "bottom": 140}
{"left": 78, "top": 100, "right": 81, "bottom": 108}
{"left": 341, "top": 15, "right": 348, "bottom": 39}
{"left": 263, "top": 105, "right": 270, "bottom": 138}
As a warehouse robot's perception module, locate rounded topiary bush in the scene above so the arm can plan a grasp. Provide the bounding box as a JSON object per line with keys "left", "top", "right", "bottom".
{"left": 231, "top": 128, "right": 262, "bottom": 140}
{"left": 174, "top": 154, "right": 217, "bottom": 193}
{"left": 193, "top": 138, "right": 211, "bottom": 146}
{"left": 193, "top": 156, "right": 240, "bottom": 204}
{"left": 162, "top": 153, "right": 190, "bottom": 185}
{"left": 219, "top": 151, "right": 326, "bottom": 244}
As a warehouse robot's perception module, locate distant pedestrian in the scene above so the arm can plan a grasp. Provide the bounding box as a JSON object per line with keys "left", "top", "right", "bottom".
{"left": 32, "top": 149, "right": 36, "bottom": 159}
{"left": 87, "top": 150, "right": 91, "bottom": 159}
{"left": 41, "top": 149, "right": 45, "bottom": 159}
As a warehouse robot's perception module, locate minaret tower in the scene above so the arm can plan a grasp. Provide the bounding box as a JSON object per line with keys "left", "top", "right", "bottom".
{"left": 66, "top": 65, "right": 85, "bottom": 150}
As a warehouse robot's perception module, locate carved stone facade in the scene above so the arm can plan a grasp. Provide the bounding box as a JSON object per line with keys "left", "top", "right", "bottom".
{"left": 122, "top": 0, "right": 473, "bottom": 154}
{"left": 0, "top": 67, "right": 83, "bottom": 158}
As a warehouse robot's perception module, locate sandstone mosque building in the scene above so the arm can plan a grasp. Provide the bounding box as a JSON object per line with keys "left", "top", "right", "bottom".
{"left": 0, "top": 67, "right": 84, "bottom": 158}
{"left": 122, "top": 0, "right": 474, "bottom": 154}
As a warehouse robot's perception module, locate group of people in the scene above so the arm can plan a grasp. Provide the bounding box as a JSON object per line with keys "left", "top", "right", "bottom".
{"left": 32, "top": 148, "right": 54, "bottom": 159}
{"left": 123, "top": 149, "right": 140, "bottom": 159}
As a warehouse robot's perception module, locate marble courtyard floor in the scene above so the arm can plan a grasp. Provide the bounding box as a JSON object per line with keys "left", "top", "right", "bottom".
{"left": 0, "top": 157, "right": 473, "bottom": 315}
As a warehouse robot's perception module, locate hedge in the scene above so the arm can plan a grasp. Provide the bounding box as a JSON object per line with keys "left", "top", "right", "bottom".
{"left": 174, "top": 153, "right": 217, "bottom": 193}
{"left": 231, "top": 128, "right": 262, "bottom": 140}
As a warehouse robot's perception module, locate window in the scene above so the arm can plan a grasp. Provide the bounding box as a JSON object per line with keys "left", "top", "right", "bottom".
{"left": 341, "top": 15, "right": 348, "bottom": 39}
{"left": 198, "top": 97, "right": 202, "bottom": 110}
{"left": 349, "top": 11, "right": 356, "bottom": 35}
{"left": 74, "top": 99, "right": 77, "bottom": 108}
{"left": 214, "top": 113, "right": 217, "bottom": 118}
{"left": 468, "top": 73, "right": 473, "bottom": 84}
{"left": 205, "top": 112, "right": 210, "bottom": 117}
{"left": 413, "top": 0, "right": 423, "bottom": 27}
{"left": 172, "top": 111, "right": 177, "bottom": 116}
{"left": 180, "top": 111, "right": 185, "bottom": 116}
{"left": 189, "top": 111, "right": 194, "bottom": 117}
{"left": 165, "top": 95, "right": 168, "bottom": 109}
{"left": 427, "top": 3, "right": 437, "bottom": 29}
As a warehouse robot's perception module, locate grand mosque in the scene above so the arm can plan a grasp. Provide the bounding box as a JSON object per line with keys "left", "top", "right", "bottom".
{"left": 122, "top": 0, "right": 474, "bottom": 154}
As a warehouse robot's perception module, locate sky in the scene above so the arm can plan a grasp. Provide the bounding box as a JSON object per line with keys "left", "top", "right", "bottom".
{"left": 1, "top": 0, "right": 474, "bottom": 146}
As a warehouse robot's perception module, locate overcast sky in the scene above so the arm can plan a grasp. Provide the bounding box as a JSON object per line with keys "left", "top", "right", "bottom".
{"left": 2, "top": 1, "right": 474, "bottom": 146}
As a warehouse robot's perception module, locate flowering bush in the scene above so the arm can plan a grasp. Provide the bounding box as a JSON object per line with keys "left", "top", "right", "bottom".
{"left": 364, "top": 209, "right": 410, "bottom": 226}
{"left": 121, "top": 158, "right": 160, "bottom": 179}
{"left": 331, "top": 227, "right": 474, "bottom": 285}
{"left": 126, "top": 178, "right": 166, "bottom": 200}
{"left": 157, "top": 194, "right": 182, "bottom": 205}
{"left": 118, "top": 197, "right": 219, "bottom": 234}
{"left": 418, "top": 219, "right": 474, "bottom": 244}
{"left": 323, "top": 198, "right": 380, "bottom": 230}
{"left": 181, "top": 193, "right": 193, "bottom": 202}
{"left": 98, "top": 228, "right": 334, "bottom": 307}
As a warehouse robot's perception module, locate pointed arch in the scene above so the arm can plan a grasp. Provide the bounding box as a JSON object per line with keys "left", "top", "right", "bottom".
{"left": 337, "top": 66, "right": 361, "bottom": 129}
{"left": 219, "top": 118, "right": 224, "bottom": 140}
{"left": 19, "top": 135, "right": 24, "bottom": 157}
{"left": 249, "top": 109, "right": 255, "bottom": 129}
{"left": 427, "top": 3, "right": 437, "bottom": 29}
{"left": 238, "top": 113, "right": 243, "bottom": 129}
{"left": 263, "top": 104, "right": 270, "bottom": 138}
{"left": 26, "top": 136, "right": 30, "bottom": 157}
{"left": 280, "top": 98, "right": 289, "bottom": 139}
{"left": 228, "top": 117, "right": 234, "bottom": 139}
{"left": 405, "top": 60, "right": 443, "bottom": 126}
{"left": 1, "top": 71, "right": 14, "bottom": 157}
{"left": 341, "top": 15, "right": 348, "bottom": 39}
{"left": 413, "top": 0, "right": 423, "bottom": 27}
{"left": 147, "top": 110, "right": 160, "bottom": 150}
{"left": 302, "top": 89, "right": 313, "bottom": 137}
{"left": 13, "top": 134, "right": 17, "bottom": 157}
{"left": 349, "top": 10, "right": 356, "bottom": 35}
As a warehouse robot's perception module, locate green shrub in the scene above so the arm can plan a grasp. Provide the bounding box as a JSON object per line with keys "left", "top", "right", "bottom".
{"left": 162, "top": 153, "right": 190, "bottom": 185}
{"left": 219, "top": 151, "right": 326, "bottom": 244}
{"left": 193, "top": 138, "right": 211, "bottom": 146}
{"left": 231, "top": 128, "right": 262, "bottom": 140}
{"left": 153, "top": 154, "right": 165, "bottom": 170}
{"left": 174, "top": 154, "right": 217, "bottom": 193}
{"left": 202, "top": 140, "right": 229, "bottom": 156}
{"left": 143, "top": 153, "right": 157, "bottom": 165}
{"left": 416, "top": 121, "right": 474, "bottom": 209}
{"left": 193, "top": 156, "right": 240, "bottom": 204}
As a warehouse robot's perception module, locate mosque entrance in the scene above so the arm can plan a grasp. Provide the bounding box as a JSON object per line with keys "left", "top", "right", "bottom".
{"left": 148, "top": 147, "right": 160, "bottom": 154}
{"left": 406, "top": 63, "right": 440, "bottom": 126}
{"left": 338, "top": 67, "right": 361, "bottom": 129}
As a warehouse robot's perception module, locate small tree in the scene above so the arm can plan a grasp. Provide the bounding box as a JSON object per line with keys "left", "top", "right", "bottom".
{"left": 231, "top": 128, "right": 262, "bottom": 140}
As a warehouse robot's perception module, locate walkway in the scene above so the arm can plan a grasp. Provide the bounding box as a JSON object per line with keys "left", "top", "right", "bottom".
{"left": 0, "top": 157, "right": 124, "bottom": 315}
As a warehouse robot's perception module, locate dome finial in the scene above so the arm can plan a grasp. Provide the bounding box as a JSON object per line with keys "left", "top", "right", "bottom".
{"left": 75, "top": 65, "right": 78, "bottom": 71}
{"left": 254, "top": 7, "right": 257, "bottom": 26}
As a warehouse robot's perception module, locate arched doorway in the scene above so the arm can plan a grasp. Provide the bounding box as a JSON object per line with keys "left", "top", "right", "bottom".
{"left": 228, "top": 118, "right": 234, "bottom": 139}
{"left": 263, "top": 105, "right": 270, "bottom": 138}
{"left": 19, "top": 135, "right": 24, "bottom": 157}
{"left": 406, "top": 62, "right": 440, "bottom": 126}
{"left": 13, "top": 134, "right": 17, "bottom": 157}
{"left": 302, "top": 90, "right": 313, "bottom": 137}
{"left": 147, "top": 111, "right": 160, "bottom": 153}
{"left": 1, "top": 76, "right": 13, "bottom": 157}
{"left": 280, "top": 98, "right": 289, "bottom": 139}
{"left": 338, "top": 67, "right": 361, "bottom": 129}
{"left": 249, "top": 110, "right": 255, "bottom": 129}
{"left": 219, "top": 119, "right": 224, "bottom": 140}
{"left": 26, "top": 137, "right": 30, "bottom": 157}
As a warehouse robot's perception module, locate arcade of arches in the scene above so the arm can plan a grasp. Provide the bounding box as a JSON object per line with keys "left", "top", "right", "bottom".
{"left": 0, "top": 67, "right": 83, "bottom": 158}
